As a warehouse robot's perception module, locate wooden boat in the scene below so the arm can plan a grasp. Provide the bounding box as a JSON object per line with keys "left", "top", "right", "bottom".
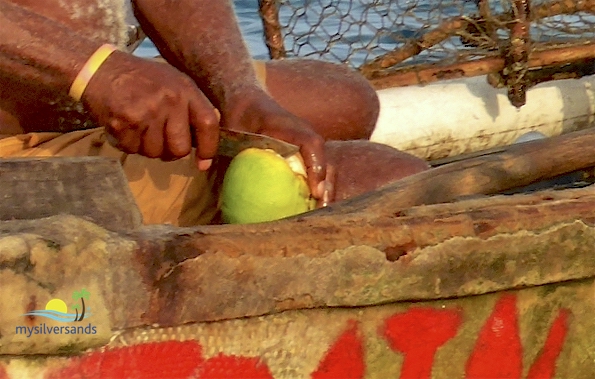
{"left": 0, "top": 131, "right": 594, "bottom": 378}
{"left": 2, "top": 0, "right": 595, "bottom": 375}
{"left": 3, "top": 36, "right": 595, "bottom": 377}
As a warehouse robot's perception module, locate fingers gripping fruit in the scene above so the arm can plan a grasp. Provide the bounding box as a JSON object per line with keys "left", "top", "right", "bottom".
{"left": 221, "top": 148, "right": 316, "bottom": 224}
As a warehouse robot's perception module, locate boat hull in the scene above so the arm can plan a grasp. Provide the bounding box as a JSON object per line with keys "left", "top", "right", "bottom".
{"left": 1, "top": 185, "right": 593, "bottom": 377}
{"left": 371, "top": 75, "right": 595, "bottom": 160}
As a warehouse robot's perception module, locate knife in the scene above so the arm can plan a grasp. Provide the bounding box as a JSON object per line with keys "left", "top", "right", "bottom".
{"left": 427, "top": 137, "right": 548, "bottom": 167}
{"left": 428, "top": 145, "right": 509, "bottom": 167}
{"left": 218, "top": 129, "right": 300, "bottom": 158}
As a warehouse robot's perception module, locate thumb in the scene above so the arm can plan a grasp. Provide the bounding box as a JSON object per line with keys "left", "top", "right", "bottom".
{"left": 273, "top": 127, "right": 328, "bottom": 199}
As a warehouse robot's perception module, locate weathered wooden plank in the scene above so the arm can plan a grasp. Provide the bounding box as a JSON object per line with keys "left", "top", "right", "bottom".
{"left": 315, "top": 127, "right": 595, "bottom": 217}
{"left": 0, "top": 187, "right": 592, "bottom": 341}
{"left": 3, "top": 280, "right": 594, "bottom": 378}
{"left": 130, "top": 187, "right": 595, "bottom": 326}
{"left": 0, "top": 157, "right": 142, "bottom": 231}
{"left": 0, "top": 184, "right": 593, "bottom": 375}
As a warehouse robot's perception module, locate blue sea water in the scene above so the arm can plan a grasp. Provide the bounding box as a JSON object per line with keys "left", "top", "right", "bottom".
{"left": 136, "top": 0, "right": 457, "bottom": 63}
{"left": 135, "top": 0, "right": 595, "bottom": 67}
{"left": 135, "top": 1, "right": 271, "bottom": 60}
{"left": 136, "top": 0, "right": 453, "bottom": 63}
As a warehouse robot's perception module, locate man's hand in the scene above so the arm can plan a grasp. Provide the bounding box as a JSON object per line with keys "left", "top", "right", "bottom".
{"left": 221, "top": 91, "right": 334, "bottom": 204}
{"left": 132, "top": 0, "right": 334, "bottom": 202}
{"left": 82, "top": 51, "right": 220, "bottom": 170}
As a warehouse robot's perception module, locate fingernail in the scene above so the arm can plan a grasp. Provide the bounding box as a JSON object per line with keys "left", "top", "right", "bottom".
{"left": 322, "top": 180, "right": 333, "bottom": 207}
{"left": 322, "top": 189, "right": 330, "bottom": 207}
{"left": 316, "top": 181, "right": 326, "bottom": 198}
{"left": 198, "top": 159, "right": 212, "bottom": 171}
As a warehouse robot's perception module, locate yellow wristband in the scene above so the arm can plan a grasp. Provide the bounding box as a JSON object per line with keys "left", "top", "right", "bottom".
{"left": 69, "top": 44, "right": 118, "bottom": 101}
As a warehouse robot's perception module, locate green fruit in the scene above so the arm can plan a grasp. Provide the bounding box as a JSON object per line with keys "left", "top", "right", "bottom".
{"left": 221, "top": 148, "right": 316, "bottom": 224}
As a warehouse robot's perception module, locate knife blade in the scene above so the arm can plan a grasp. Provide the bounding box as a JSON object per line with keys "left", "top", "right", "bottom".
{"left": 218, "top": 129, "right": 300, "bottom": 158}
{"left": 428, "top": 145, "right": 509, "bottom": 167}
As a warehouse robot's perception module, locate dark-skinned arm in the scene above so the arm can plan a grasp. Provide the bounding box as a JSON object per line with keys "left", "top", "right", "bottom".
{"left": 132, "top": 0, "right": 330, "bottom": 200}
{"left": 0, "top": 0, "right": 97, "bottom": 98}
{"left": 0, "top": 0, "right": 219, "bottom": 169}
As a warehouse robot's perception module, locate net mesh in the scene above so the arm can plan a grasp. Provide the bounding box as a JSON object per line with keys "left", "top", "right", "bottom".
{"left": 259, "top": 0, "right": 595, "bottom": 97}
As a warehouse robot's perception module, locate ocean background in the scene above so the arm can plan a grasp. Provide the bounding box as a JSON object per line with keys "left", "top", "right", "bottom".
{"left": 135, "top": 1, "right": 281, "bottom": 60}
{"left": 134, "top": 0, "right": 480, "bottom": 66}
{"left": 134, "top": 1, "right": 595, "bottom": 67}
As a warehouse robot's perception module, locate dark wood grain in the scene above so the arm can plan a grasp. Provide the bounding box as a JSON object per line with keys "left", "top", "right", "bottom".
{"left": 0, "top": 157, "right": 142, "bottom": 231}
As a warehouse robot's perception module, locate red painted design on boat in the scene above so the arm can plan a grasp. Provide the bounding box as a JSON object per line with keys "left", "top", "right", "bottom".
{"left": 312, "top": 320, "right": 365, "bottom": 379}
{"left": 47, "top": 341, "right": 204, "bottom": 379}
{"left": 382, "top": 307, "right": 463, "bottom": 379}
{"left": 466, "top": 294, "right": 570, "bottom": 379}
{"left": 25, "top": 293, "right": 572, "bottom": 379}
{"left": 466, "top": 294, "right": 523, "bottom": 378}
{"left": 201, "top": 353, "right": 273, "bottom": 378}
{"left": 46, "top": 340, "right": 274, "bottom": 379}
{"left": 527, "top": 309, "right": 570, "bottom": 379}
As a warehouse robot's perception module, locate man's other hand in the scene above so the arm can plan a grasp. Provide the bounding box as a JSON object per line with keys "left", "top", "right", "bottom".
{"left": 82, "top": 51, "right": 219, "bottom": 170}
{"left": 220, "top": 92, "right": 333, "bottom": 205}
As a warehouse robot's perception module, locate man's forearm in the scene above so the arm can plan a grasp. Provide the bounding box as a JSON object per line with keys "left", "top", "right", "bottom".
{"left": 0, "top": 0, "right": 99, "bottom": 98}
{"left": 132, "top": 0, "right": 262, "bottom": 110}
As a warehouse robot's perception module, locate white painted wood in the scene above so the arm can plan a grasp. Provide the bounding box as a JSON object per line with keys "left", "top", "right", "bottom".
{"left": 371, "top": 75, "right": 595, "bottom": 160}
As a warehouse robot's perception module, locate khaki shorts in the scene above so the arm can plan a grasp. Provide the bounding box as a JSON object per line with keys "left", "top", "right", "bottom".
{"left": 0, "top": 129, "right": 221, "bottom": 226}
{"left": 0, "top": 61, "right": 268, "bottom": 226}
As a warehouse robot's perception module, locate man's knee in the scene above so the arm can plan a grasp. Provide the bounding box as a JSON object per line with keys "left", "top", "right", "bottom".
{"left": 319, "top": 61, "right": 379, "bottom": 139}
{"left": 263, "top": 59, "right": 380, "bottom": 141}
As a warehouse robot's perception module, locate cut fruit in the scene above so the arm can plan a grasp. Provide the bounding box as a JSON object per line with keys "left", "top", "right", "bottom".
{"left": 221, "top": 148, "right": 316, "bottom": 224}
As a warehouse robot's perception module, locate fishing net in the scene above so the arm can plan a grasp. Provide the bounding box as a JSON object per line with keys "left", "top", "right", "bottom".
{"left": 259, "top": 0, "right": 595, "bottom": 104}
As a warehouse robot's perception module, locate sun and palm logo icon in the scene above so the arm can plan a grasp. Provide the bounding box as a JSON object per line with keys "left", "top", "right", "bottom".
{"left": 23, "top": 288, "right": 92, "bottom": 322}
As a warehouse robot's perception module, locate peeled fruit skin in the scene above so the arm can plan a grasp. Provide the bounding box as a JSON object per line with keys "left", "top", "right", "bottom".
{"left": 221, "top": 148, "right": 316, "bottom": 224}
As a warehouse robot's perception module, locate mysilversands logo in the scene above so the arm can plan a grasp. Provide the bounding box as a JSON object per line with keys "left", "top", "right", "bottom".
{"left": 15, "top": 288, "right": 98, "bottom": 338}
